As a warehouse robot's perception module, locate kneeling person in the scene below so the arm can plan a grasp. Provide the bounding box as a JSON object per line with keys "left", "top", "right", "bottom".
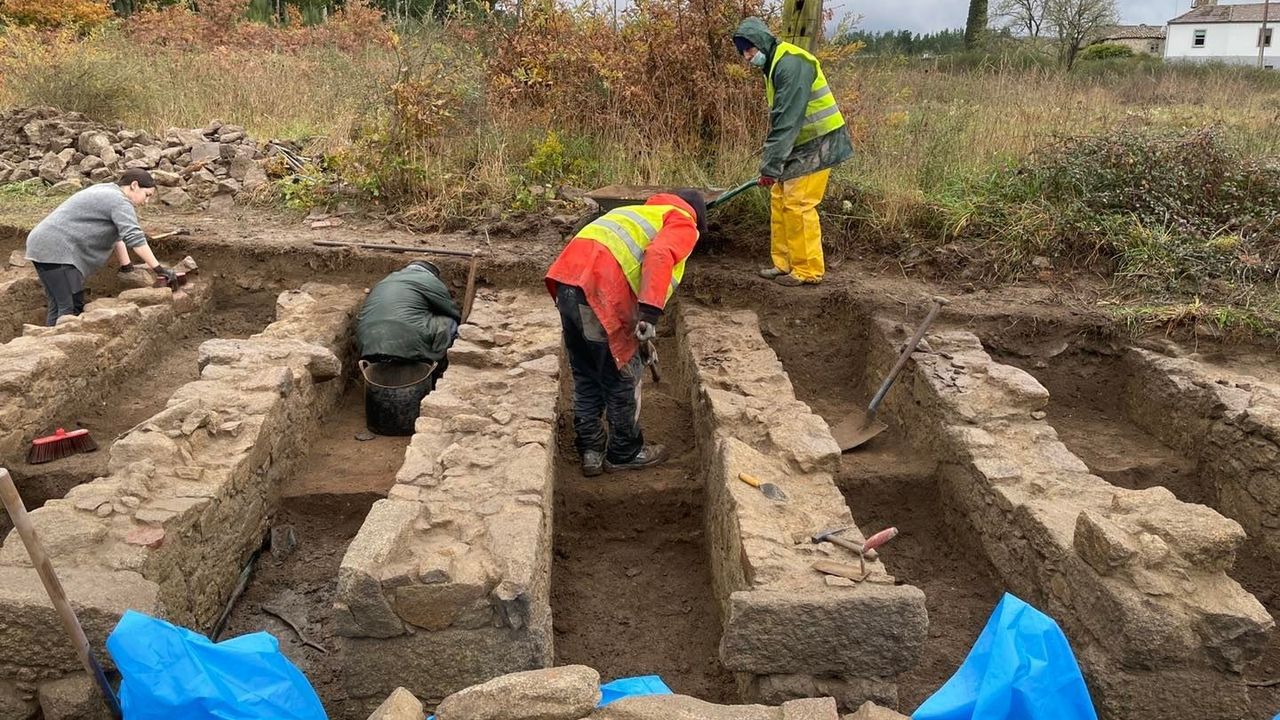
{"left": 545, "top": 190, "right": 706, "bottom": 477}
{"left": 356, "top": 260, "right": 462, "bottom": 389}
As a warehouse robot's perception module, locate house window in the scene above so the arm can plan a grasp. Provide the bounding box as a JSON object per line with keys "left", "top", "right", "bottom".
{"left": 1260, "top": 28, "right": 1273, "bottom": 47}
{"left": 1150, "top": 41, "right": 1160, "bottom": 53}
{"left": 1193, "top": 29, "right": 1206, "bottom": 47}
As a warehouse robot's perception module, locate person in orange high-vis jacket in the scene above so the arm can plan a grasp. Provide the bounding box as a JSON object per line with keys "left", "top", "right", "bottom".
{"left": 545, "top": 190, "right": 706, "bottom": 477}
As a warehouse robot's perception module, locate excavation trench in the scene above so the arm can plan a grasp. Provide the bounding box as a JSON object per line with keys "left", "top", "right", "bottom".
{"left": 551, "top": 334, "right": 735, "bottom": 702}
{"left": 220, "top": 380, "right": 410, "bottom": 716}
{"left": 995, "top": 344, "right": 1280, "bottom": 719}
{"left": 763, "top": 306, "right": 1003, "bottom": 712}
{"left": 1, "top": 283, "right": 277, "bottom": 530}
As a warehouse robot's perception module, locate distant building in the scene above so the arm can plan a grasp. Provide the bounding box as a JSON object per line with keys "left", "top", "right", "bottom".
{"left": 1095, "top": 24, "right": 1166, "bottom": 55}
{"left": 1166, "top": 1, "right": 1280, "bottom": 68}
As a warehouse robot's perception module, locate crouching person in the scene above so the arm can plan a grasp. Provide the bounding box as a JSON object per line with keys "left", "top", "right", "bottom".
{"left": 356, "top": 260, "right": 462, "bottom": 435}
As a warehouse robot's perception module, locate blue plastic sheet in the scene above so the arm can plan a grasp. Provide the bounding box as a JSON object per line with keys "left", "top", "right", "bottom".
{"left": 598, "top": 675, "right": 673, "bottom": 706}
{"left": 913, "top": 593, "right": 1097, "bottom": 720}
{"left": 106, "top": 610, "right": 327, "bottom": 720}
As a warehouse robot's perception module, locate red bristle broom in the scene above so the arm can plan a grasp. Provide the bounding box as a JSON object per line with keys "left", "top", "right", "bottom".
{"left": 27, "top": 428, "right": 98, "bottom": 464}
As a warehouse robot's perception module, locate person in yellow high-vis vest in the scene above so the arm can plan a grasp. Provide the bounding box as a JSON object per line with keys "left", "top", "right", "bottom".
{"left": 733, "top": 17, "right": 853, "bottom": 287}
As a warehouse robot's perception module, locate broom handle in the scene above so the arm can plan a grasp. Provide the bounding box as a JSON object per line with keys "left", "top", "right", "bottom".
{"left": 0, "top": 469, "right": 123, "bottom": 720}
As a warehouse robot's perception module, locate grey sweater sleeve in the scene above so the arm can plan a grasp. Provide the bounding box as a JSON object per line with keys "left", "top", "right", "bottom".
{"left": 111, "top": 196, "right": 147, "bottom": 248}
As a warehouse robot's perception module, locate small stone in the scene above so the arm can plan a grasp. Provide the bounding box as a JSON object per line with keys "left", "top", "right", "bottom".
{"left": 825, "top": 575, "right": 857, "bottom": 587}
{"left": 1031, "top": 411, "right": 1047, "bottom": 420}
{"left": 355, "top": 431, "right": 375, "bottom": 442}
{"left": 519, "top": 354, "right": 560, "bottom": 376}
{"left": 120, "top": 496, "right": 141, "bottom": 509}
{"left": 493, "top": 331, "right": 515, "bottom": 346}
{"left": 125, "top": 526, "right": 165, "bottom": 549}
{"left": 95, "top": 504, "right": 113, "bottom": 518}
{"left": 492, "top": 410, "right": 514, "bottom": 425}
{"left": 367, "top": 687, "right": 423, "bottom": 720}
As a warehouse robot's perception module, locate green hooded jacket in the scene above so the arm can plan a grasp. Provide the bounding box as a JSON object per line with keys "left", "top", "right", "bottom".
{"left": 356, "top": 266, "right": 462, "bottom": 363}
{"left": 733, "top": 18, "right": 855, "bottom": 181}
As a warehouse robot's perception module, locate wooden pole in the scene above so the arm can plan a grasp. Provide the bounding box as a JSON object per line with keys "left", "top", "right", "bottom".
{"left": 781, "top": 0, "right": 823, "bottom": 51}
{"left": 0, "top": 469, "right": 122, "bottom": 720}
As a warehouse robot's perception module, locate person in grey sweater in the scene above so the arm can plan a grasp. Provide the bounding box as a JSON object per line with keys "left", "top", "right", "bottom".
{"left": 25, "top": 169, "right": 178, "bottom": 325}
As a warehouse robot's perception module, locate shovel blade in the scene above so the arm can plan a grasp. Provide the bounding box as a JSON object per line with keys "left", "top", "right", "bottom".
{"left": 832, "top": 410, "right": 888, "bottom": 452}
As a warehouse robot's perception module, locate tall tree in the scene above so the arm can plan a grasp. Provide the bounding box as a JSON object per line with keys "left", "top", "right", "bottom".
{"left": 1045, "top": 0, "right": 1116, "bottom": 68}
{"left": 965, "top": 0, "right": 989, "bottom": 48}
{"left": 994, "top": 0, "right": 1047, "bottom": 37}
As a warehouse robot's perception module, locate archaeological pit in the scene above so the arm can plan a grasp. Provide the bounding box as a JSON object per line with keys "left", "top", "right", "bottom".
{"left": 0, "top": 223, "right": 1278, "bottom": 720}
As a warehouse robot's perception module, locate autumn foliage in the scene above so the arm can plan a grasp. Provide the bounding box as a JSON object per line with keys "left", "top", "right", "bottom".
{"left": 0, "top": 0, "right": 113, "bottom": 30}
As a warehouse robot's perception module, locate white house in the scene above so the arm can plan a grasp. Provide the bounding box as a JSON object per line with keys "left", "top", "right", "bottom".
{"left": 1166, "top": 1, "right": 1280, "bottom": 68}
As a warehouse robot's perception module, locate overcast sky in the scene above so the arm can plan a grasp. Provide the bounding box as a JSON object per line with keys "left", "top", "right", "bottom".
{"left": 846, "top": 0, "right": 1190, "bottom": 33}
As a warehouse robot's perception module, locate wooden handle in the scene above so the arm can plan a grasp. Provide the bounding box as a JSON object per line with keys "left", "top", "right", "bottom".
{"left": 0, "top": 469, "right": 122, "bottom": 719}
{"left": 738, "top": 472, "right": 763, "bottom": 489}
{"left": 812, "top": 559, "right": 866, "bottom": 582}
{"left": 862, "top": 527, "right": 899, "bottom": 554}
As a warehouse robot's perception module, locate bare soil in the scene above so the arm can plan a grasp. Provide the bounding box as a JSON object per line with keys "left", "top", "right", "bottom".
{"left": 219, "top": 491, "right": 380, "bottom": 719}
{"left": 995, "top": 348, "right": 1206, "bottom": 506}
{"left": 282, "top": 382, "right": 409, "bottom": 498}
{"left": 761, "top": 304, "right": 1005, "bottom": 713}
{"left": 551, "top": 337, "right": 736, "bottom": 702}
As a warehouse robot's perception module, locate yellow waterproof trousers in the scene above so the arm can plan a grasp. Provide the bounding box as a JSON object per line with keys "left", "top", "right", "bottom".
{"left": 769, "top": 169, "right": 830, "bottom": 282}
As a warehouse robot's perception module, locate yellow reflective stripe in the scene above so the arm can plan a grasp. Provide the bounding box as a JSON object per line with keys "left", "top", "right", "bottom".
{"left": 803, "top": 104, "right": 841, "bottom": 126}
{"left": 613, "top": 208, "right": 660, "bottom": 239}
{"left": 593, "top": 217, "right": 647, "bottom": 263}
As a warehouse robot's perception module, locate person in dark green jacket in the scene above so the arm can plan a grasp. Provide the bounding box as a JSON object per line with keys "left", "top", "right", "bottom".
{"left": 356, "top": 260, "right": 462, "bottom": 388}
{"left": 733, "top": 17, "right": 854, "bottom": 286}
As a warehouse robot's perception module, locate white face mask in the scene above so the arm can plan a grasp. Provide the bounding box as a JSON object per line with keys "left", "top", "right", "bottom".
{"left": 749, "top": 51, "right": 767, "bottom": 68}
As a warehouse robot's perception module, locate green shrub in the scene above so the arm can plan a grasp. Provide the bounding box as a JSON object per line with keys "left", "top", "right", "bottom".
{"left": 1080, "top": 43, "right": 1136, "bottom": 61}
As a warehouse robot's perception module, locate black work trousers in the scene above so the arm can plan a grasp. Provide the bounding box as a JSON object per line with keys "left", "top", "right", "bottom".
{"left": 555, "top": 283, "right": 644, "bottom": 463}
{"left": 32, "top": 262, "right": 85, "bottom": 326}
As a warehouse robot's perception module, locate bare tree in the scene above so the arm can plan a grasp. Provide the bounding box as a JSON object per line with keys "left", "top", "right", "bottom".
{"left": 994, "top": 0, "right": 1048, "bottom": 38}
{"left": 1045, "top": 0, "right": 1116, "bottom": 69}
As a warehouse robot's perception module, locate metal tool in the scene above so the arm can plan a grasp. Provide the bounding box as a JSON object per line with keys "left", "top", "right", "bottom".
{"left": 811, "top": 526, "right": 881, "bottom": 561}
{"left": 706, "top": 178, "right": 761, "bottom": 209}
{"left": 738, "top": 472, "right": 787, "bottom": 502}
{"left": 639, "top": 340, "right": 661, "bottom": 383}
{"left": 832, "top": 296, "right": 949, "bottom": 452}
{"left": 812, "top": 526, "right": 899, "bottom": 582}
{"left": 0, "top": 468, "right": 123, "bottom": 719}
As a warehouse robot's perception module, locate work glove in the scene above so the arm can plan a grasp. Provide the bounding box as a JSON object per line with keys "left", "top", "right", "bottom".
{"left": 118, "top": 263, "right": 135, "bottom": 274}
{"left": 635, "top": 303, "right": 661, "bottom": 342}
{"left": 153, "top": 265, "right": 178, "bottom": 288}
{"left": 758, "top": 176, "right": 777, "bottom": 187}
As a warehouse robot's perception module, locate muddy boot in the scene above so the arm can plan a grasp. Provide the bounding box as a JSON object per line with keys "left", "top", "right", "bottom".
{"left": 582, "top": 450, "right": 604, "bottom": 477}
{"left": 605, "top": 444, "right": 667, "bottom": 472}
{"left": 758, "top": 267, "right": 785, "bottom": 279}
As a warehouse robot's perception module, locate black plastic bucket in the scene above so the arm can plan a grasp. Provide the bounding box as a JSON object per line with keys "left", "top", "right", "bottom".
{"left": 360, "top": 359, "right": 436, "bottom": 436}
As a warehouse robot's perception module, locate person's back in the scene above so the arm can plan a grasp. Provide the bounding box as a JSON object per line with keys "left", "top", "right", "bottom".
{"left": 26, "top": 182, "right": 147, "bottom": 279}
{"left": 356, "top": 263, "right": 461, "bottom": 363}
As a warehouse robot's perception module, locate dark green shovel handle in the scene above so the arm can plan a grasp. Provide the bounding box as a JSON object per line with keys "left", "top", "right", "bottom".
{"left": 707, "top": 178, "right": 760, "bottom": 210}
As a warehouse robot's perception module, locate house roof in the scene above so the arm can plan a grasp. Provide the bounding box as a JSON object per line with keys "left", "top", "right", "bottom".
{"left": 1171, "top": 3, "right": 1280, "bottom": 25}
{"left": 1100, "top": 24, "right": 1167, "bottom": 39}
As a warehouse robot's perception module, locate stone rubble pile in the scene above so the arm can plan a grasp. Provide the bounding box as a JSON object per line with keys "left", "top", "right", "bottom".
{"left": 0, "top": 106, "right": 293, "bottom": 208}
{"left": 363, "top": 666, "right": 908, "bottom": 720}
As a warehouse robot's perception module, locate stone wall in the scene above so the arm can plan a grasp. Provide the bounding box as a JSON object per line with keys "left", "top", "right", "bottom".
{"left": 364, "top": 666, "right": 867, "bottom": 720}
{"left": 0, "top": 278, "right": 214, "bottom": 463}
{"left": 336, "top": 289, "right": 562, "bottom": 717}
{"left": 0, "top": 253, "right": 42, "bottom": 344}
{"left": 0, "top": 283, "right": 361, "bottom": 720}
{"left": 1124, "top": 348, "right": 1280, "bottom": 557}
{"left": 863, "top": 319, "right": 1273, "bottom": 720}
{"left": 674, "top": 307, "right": 928, "bottom": 712}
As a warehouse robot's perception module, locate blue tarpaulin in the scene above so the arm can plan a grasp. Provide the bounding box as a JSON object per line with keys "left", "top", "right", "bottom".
{"left": 913, "top": 593, "right": 1097, "bottom": 720}
{"left": 598, "top": 675, "right": 673, "bottom": 706}
{"left": 106, "top": 610, "right": 328, "bottom": 720}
